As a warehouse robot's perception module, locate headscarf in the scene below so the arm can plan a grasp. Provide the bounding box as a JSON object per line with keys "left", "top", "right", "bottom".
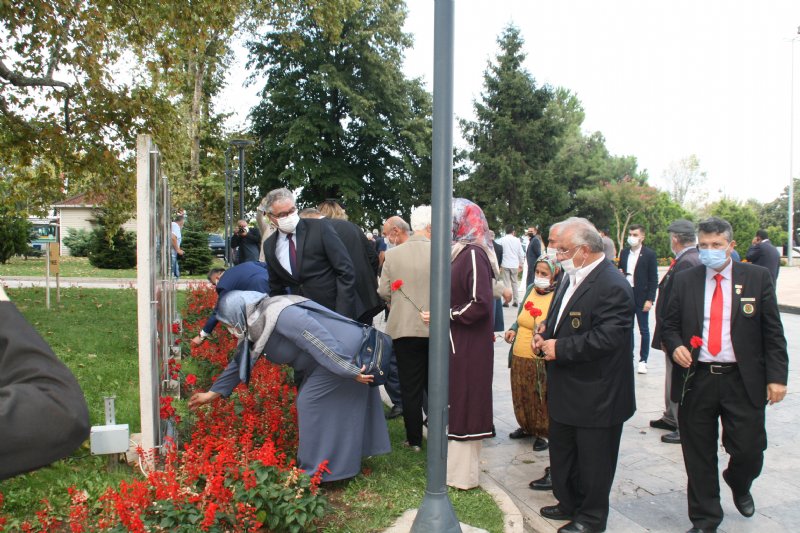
{"left": 533, "top": 254, "right": 559, "bottom": 294}
{"left": 216, "top": 290, "right": 268, "bottom": 339}
{"left": 451, "top": 198, "right": 500, "bottom": 276}
{"left": 216, "top": 290, "right": 268, "bottom": 384}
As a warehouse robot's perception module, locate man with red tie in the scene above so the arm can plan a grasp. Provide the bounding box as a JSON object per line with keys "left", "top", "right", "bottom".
{"left": 662, "top": 217, "right": 788, "bottom": 533}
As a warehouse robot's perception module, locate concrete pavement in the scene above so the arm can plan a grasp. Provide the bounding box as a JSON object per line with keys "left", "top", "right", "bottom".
{"left": 484, "top": 267, "right": 800, "bottom": 532}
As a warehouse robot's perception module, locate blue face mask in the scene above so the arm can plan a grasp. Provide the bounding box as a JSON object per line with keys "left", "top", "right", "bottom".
{"left": 698, "top": 247, "right": 729, "bottom": 269}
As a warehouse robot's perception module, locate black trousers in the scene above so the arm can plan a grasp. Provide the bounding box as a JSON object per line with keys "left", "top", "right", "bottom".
{"left": 394, "top": 337, "right": 429, "bottom": 447}
{"left": 548, "top": 418, "right": 623, "bottom": 531}
{"left": 679, "top": 366, "right": 766, "bottom": 529}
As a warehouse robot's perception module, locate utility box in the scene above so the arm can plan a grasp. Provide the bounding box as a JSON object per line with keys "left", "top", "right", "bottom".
{"left": 90, "top": 424, "right": 130, "bottom": 455}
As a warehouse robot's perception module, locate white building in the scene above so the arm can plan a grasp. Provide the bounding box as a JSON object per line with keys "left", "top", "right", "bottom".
{"left": 53, "top": 193, "right": 137, "bottom": 256}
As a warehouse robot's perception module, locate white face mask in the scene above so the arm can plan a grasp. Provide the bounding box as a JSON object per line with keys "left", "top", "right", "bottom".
{"left": 533, "top": 276, "right": 551, "bottom": 289}
{"left": 277, "top": 211, "right": 300, "bottom": 234}
{"left": 627, "top": 236, "right": 641, "bottom": 247}
{"left": 560, "top": 248, "right": 585, "bottom": 276}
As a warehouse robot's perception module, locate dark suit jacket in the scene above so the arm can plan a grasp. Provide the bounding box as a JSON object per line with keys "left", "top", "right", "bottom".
{"left": 263, "top": 218, "right": 357, "bottom": 319}
{"left": 328, "top": 218, "right": 383, "bottom": 323}
{"left": 543, "top": 259, "right": 636, "bottom": 427}
{"left": 651, "top": 247, "right": 702, "bottom": 350}
{"left": 746, "top": 240, "right": 780, "bottom": 283}
{"left": 661, "top": 262, "right": 789, "bottom": 408}
{"left": 0, "top": 302, "right": 90, "bottom": 480}
{"left": 618, "top": 245, "right": 658, "bottom": 306}
{"left": 202, "top": 261, "right": 270, "bottom": 334}
{"left": 525, "top": 236, "right": 542, "bottom": 287}
{"left": 230, "top": 226, "right": 262, "bottom": 264}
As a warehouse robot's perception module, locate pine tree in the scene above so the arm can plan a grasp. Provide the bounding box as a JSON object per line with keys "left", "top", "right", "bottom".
{"left": 180, "top": 220, "right": 213, "bottom": 275}
{"left": 458, "top": 26, "right": 565, "bottom": 231}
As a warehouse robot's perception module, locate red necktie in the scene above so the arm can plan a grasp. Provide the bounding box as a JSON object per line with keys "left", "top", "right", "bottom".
{"left": 287, "top": 233, "right": 297, "bottom": 276}
{"left": 708, "top": 273, "right": 723, "bottom": 356}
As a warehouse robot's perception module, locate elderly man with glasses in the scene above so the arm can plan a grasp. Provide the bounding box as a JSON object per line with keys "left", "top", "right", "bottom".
{"left": 533, "top": 218, "right": 636, "bottom": 533}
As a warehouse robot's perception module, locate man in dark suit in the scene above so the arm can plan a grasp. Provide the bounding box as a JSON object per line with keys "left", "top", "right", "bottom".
{"left": 313, "top": 201, "right": 384, "bottom": 324}
{"left": 649, "top": 219, "right": 702, "bottom": 445}
{"left": 0, "top": 286, "right": 90, "bottom": 480}
{"left": 662, "top": 217, "right": 788, "bottom": 533}
{"left": 745, "top": 229, "right": 780, "bottom": 284}
{"left": 190, "top": 261, "right": 270, "bottom": 345}
{"left": 618, "top": 224, "right": 658, "bottom": 374}
{"left": 230, "top": 219, "right": 262, "bottom": 264}
{"left": 525, "top": 226, "right": 542, "bottom": 287}
{"left": 534, "top": 218, "right": 635, "bottom": 533}
{"left": 261, "top": 188, "right": 357, "bottom": 320}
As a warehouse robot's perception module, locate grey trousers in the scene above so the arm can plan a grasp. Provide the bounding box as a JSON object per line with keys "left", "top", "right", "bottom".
{"left": 662, "top": 352, "right": 679, "bottom": 426}
{"left": 502, "top": 267, "right": 520, "bottom": 303}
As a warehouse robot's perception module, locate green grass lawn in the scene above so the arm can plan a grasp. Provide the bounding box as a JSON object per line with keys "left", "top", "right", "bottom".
{"left": 0, "top": 255, "right": 224, "bottom": 279}
{"left": 0, "top": 287, "right": 505, "bottom": 532}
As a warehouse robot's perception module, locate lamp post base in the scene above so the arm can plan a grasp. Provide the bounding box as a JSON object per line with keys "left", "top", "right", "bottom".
{"left": 411, "top": 490, "right": 462, "bottom": 533}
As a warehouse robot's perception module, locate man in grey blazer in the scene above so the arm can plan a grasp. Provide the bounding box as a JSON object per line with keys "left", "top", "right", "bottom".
{"left": 378, "top": 206, "right": 432, "bottom": 451}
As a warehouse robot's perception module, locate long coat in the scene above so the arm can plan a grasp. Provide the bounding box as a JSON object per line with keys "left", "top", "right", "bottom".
{"left": 448, "top": 245, "right": 495, "bottom": 440}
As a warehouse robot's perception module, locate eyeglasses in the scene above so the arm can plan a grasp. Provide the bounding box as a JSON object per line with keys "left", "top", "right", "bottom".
{"left": 555, "top": 245, "right": 581, "bottom": 256}
{"left": 269, "top": 206, "right": 296, "bottom": 219}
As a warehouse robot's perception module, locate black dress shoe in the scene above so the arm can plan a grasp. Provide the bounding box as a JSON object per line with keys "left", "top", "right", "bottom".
{"left": 558, "top": 521, "right": 601, "bottom": 533}
{"left": 540, "top": 503, "right": 571, "bottom": 521}
{"left": 533, "top": 436, "right": 549, "bottom": 451}
{"left": 509, "top": 427, "right": 530, "bottom": 439}
{"left": 686, "top": 528, "right": 717, "bottom": 533}
{"left": 723, "top": 469, "right": 755, "bottom": 517}
{"left": 529, "top": 466, "right": 552, "bottom": 490}
{"left": 649, "top": 418, "right": 677, "bottom": 431}
{"left": 385, "top": 405, "right": 403, "bottom": 419}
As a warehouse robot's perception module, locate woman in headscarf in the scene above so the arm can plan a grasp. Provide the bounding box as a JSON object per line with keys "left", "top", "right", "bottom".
{"left": 423, "top": 198, "right": 498, "bottom": 489}
{"left": 188, "top": 291, "right": 391, "bottom": 481}
{"left": 505, "top": 255, "right": 560, "bottom": 452}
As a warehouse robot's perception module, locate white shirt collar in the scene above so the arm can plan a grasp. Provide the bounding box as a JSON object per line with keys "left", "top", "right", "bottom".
{"left": 570, "top": 254, "right": 606, "bottom": 289}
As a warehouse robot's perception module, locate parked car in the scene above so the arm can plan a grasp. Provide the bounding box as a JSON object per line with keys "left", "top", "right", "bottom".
{"left": 208, "top": 233, "right": 226, "bottom": 258}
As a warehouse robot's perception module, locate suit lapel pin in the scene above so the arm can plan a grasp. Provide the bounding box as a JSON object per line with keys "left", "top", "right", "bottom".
{"left": 569, "top": 311, "right": 581, "bottom": 329}
{"left": 742, "top": 302, "right": 755, "bottom": 316}
{"left": 735, "top": 284, "right": 743, "bottom": 295}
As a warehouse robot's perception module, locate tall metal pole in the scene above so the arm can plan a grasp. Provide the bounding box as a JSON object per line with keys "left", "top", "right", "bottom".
{"left": 411, "top": 0, "right": 460, "bottom": 531}
{"left": 789, "top": 32, "right": 798, "bottom": 266}
{"left": 238, "top": 145, "right": 246, "bottom": 218}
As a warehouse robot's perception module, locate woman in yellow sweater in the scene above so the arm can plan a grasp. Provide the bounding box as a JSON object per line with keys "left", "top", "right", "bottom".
{"left": 504, "top": 255, "right": 559, "bottom": 451}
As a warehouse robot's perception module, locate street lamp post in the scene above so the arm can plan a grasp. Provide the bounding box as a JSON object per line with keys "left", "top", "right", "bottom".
{"left": 789, "top": 28, "right": 800, "bottom": 266}
{"left": 224, "top": 139, "right": 254, "bottom": 266}
{"left": 411, "top": 0, "right": 461, "bottom": 531}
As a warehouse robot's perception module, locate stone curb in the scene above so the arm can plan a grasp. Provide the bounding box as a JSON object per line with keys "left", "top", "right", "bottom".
{"left": 479, "top": 472, "right": 525, "bottom": 533}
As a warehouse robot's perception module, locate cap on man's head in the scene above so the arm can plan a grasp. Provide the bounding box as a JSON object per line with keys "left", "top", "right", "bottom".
{"left": 667, "top": 219, "right": 695, "bottom": 234}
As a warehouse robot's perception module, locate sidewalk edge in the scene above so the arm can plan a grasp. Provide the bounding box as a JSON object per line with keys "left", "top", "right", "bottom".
{"left": 479, "top": 472, "right": 524, "bottom": 533}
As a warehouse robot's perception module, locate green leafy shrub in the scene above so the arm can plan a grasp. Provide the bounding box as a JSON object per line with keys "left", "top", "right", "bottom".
{"left": 63, "top": 228, "right": 93, "bottom": 257}
{"left": 0, "top": 215, "right": 31, "bottom": 264}
{"left": 87, "top": 227, "right": 136, "bottom": 269}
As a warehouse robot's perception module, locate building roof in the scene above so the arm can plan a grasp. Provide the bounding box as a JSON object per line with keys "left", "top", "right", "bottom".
{"left": 53, "top": 192, "right": 105, "bottom": 208}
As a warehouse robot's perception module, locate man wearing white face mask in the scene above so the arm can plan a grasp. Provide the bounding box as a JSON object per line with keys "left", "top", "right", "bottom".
{"left": 618, "top": 224, "right": 658, "bottom": 374}
{"left": 261, "top": 188, "right": 357, "bottom": 320}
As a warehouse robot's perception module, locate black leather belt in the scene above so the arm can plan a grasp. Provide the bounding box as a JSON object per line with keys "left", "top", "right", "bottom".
{"left": 696, "top": 362, "right": 738, "bottom": 375}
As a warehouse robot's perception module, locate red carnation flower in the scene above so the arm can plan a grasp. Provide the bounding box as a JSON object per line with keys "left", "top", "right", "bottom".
{"left": 529, "top": 307, "right": 543, "bottom": 318}
{"left": 690, "top": 336, "right": 703, "bottom": 349}
{"left": 171, "top": 323, "right": 180, "bottom": 334}
{"left": 524, "top": 301, "right": 534, "bottom": 311}
{"left": 185, "top": 374, "right": 197, "bottom": 386}
{"left": 390, "top": 279, "right": 404, "bottom": 291}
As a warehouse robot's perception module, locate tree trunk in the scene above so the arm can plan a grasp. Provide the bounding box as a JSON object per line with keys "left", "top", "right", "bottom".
{"left": 189, "top": 55, "right": 206, "bottom": 189}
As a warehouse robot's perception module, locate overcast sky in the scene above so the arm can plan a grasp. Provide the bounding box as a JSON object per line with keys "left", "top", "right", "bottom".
{"left": 218, "top": 0, "right": 800, "bottom": 205}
